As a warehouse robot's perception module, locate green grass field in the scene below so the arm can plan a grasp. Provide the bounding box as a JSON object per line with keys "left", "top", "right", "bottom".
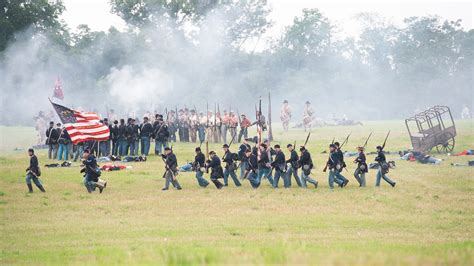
{"left": 1, "top": 121, "right": 473, "bottom": 265}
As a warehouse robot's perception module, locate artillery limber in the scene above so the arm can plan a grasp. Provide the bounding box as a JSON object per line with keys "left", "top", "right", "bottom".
{"left": 405, "top": 106, "right": 456, "bottom": 153}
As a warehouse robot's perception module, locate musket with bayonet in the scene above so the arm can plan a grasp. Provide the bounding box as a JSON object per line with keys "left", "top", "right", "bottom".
{"left": 362, "top": 132, "right": 372, "bottom": 149}
{"left": 381, "top": 130, "right": 390, "bottom": 150}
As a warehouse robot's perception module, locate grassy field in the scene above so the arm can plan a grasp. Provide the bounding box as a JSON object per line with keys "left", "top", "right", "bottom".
{"left": 0, "top": 120, "right": 473, "bottom": 265}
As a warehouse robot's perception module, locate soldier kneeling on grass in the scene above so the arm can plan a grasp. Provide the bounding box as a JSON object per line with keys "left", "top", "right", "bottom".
{"left": 80, "top": 149, "right": 107, "bottom": 193}
{"left": 25, "top": 148, "right": 46, "bottom": 193}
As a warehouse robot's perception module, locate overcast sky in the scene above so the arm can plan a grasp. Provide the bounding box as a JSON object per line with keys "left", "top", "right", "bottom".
{"left": 62, "top": 0, "right": 473, "bottom": 37}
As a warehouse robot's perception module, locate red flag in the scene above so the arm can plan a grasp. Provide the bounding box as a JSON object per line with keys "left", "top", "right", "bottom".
{"left": 53, "top": 77, "right": 64, "bottom": 100}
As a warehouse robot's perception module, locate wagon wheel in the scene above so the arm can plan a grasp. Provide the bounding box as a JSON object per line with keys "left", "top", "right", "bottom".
{"left": 436, "top": 132, "right": 455, "bottom": 154}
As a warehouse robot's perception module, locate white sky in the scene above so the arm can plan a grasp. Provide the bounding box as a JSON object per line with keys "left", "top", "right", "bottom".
{"left": 62, "top": 0, "right": 473, "bottom": 36}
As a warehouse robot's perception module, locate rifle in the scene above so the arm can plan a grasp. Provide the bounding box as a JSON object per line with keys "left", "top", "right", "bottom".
{"left": 303, "top": 131, "right": 311, "bottom": 147}
{"left": 340, "top": 133, "right": 351, "bottom": 149}
{"left": 206, "top": 101, "right": 209, "bottom": 128}
{"left": 205, "top": 140, "right": 209, "bottom": 173}
{"left": 381, "top": 130, "right": 391, "bottom": 150}
{"left": 331, "top": 137, "right": 335, "bottom": 144}
{"left": 217, "top": 103, "right": 222, "bottom": 140}
{"left": 267, "top": 92, "right": 273, "bottom": 141}
{"left": 362, "top": 132, "right": 372, "bottom": 149}
{"left": 161, "top": 155, "right": 176, "bottom": 181}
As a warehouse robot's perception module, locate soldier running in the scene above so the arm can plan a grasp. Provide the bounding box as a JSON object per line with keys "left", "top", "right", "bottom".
{"left": 222, "top": 144, "right": 241, "bottom": 187}
{"left": 161, "top": 147, "right": 182, "bottom": 190}
{"left": 25, "top": 148, "right": 45, "bottom": 193}
{"left": 353, "top": 146, "right": 368, "bottom": 187}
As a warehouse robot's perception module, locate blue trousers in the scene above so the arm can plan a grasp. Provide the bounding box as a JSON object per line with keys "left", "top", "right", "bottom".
{"left": 247, "top": 171, "right": 260, "bottom": 188}
{"left": 224, "top": 168, "right": 241, "bottom": 186}
{"left": 99, "top": 141, "right": 110, "bottom": 156}
{"left": 239, "top": 161, "right": 247, "bottom": 179}
{"left": 195, "top": 171, "right": 210, "bottom": 187}
{"left": 74, "top": 145, "right": 84, "bottom": 162}
{"left": 57, "top": 143, "right": 69, "bottom": 161}
{"left": 198, "top": 126, "right": 206, "bottom": 144}
{"left": 286, "top": 167, "right": 303, "bottom": 187}
{"left": 83, "top": 173, "right": 97, "bottom": 193}
{"left": 141, "top": 137, "right": 150, "bottom": 155}
{"left": 129, "top": 140, "right": 136, "bottom": 156}
{"left": 155, "top": 141, "right": 168, "bottom": 155}
{"left": 300, "top": 172, "right": 318, "bottom": 188}
{"left": 112, "top": 140, "right": 119, "bottom": 155}
{"left": 273, "top": 170, "right": 289, "bottom": 188}
{"left": 376, "top": 167, "right": 395, "bottom": 186}
{"left": 257, "top": 168, "right": 274, "bottom": 186}
{"left": 328, "top": 170, "right": 344, "bottom": 189}
{"left": 26, "top": 173, "right": 42, "bottom": 186}
{"left": 118, "top": 139, "right": 128, "bottom": 156}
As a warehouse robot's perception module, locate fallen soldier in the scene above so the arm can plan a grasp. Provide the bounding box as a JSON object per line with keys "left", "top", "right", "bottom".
{"left": 101, "top": 164, "right": 129, "bottom": 171}
{"left": 452, "top": 150, "right": 474, "bottom": 156}
{"left": 122, "top": 155, "right": 147, "bottom": 162}
{"left": 399, "top": 151, "right": 443, "bottom": 164}
{"left": 451, "top": 161, "right": 474, "bottom": 167}
{"left": 44, "top": 161, "right": 72, "bottom": 168}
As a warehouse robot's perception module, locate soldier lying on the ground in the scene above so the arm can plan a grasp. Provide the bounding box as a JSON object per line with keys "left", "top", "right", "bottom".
{"left": 399, "top": 151, "right": 443, "bottom": 164}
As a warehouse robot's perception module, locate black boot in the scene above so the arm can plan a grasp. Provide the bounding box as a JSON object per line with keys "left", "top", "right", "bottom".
{"left": 27, "top": 184, "right": 33, "bottom": 193}
{"left": 38, "top": 185, "right": 46, "bottom": 192}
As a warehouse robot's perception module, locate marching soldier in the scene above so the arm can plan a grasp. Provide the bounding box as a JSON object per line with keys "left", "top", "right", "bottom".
{"left": 271, "top": 145, "right": 289, "bottom": 188}
{"left": 238, "top": 114, "right": 251, "bottom": 142}
{"left": 222, "top": 144, "right": 241, "bottom": 187}
{"left": 206, "top": 151, "right": 224, "bottom": 189}
{"left": 325, "top": 144, "right": 345, "bottom": 189}
{"left": 334, "top": 142, "right": 349, "bottom": 186}
{"left": 46, "top": 121, "right": 59, "bottom": 159}
{"left": 193, "top": 147, "right": 209, "bottom": 187}
{"left": 198, "top": 112, "right": 207, "bottom": 144}
{"left": 243, "top": 148, "right": 260, "bottom": 188}
{"left": 353, "top": 146, "right": 368, "bottom": 187}
{"left": 153, "top": 114, "right": 169, "bottom": 155}
{"left": 303, "top": 101, "right": 314, "bottom": 131}
{"left": 257, "top": 143, "right": 274, "bottom": 187}
{"left": 81, "top": 149, "right": 106, "bottom": 193}
{"left": 161, "top": 147, "right": 182, "bottom": 190}
{"left": 280, "top": 100, "right": 292, "bottom": 131}
{"left": 375, "top": 145, "right": 396, "bottom": 187}
{"left": 298, "top": 146, "right": 318, "bottom": 188}
{"left": 238, "top": 138, "right": 252, "bottom": 178}
{"left": 189, "top": 109, "right": 199, "bottom": 143}
{"left": 139, "top": 117, "right": 153, "bottom": 156}
{"left": 285, "top": 144, "right": 303, "bottom": 187}
{"left": 25, "top": 148, "right": 45, "bottom": 193}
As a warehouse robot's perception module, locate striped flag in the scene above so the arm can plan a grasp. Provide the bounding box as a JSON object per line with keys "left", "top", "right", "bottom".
{"left": 50, "top": 101, "right": 109, "bottom": 144}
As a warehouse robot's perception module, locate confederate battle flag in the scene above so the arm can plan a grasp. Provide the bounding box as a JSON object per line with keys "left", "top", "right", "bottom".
{"left": 53, "top": 77, "right": 64, "bottom": 100}
{"left": 50, "top": 100, "right": 110, "bottom": 144}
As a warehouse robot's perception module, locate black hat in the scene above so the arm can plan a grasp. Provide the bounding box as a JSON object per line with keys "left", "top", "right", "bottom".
{"left": 274, "top": 144, "right": 281, "bottom": 149}
{"left": 245, "top": 148, "right": 251, "bottom": 153}
{"left": 143, "top": 117, "right": 148, "bottom": 120}
{"left": 223, "top": 144, "right": 229, "bottom": 148}
{"left": 195, "top": 147, "right": 201, "bottom": 152}
{"left": 287, "top": 144, "right": 293, "bottom": 148}
{"left": 329, "top": 144, "right": 336, "bottom": 148}
{"left": 114, "top": 120, "right": 118, "bottom": 124}
{"left": 300, "top": 146, "right": 306, "bottom": 151}
{"left": 209, "top": 151, "right": 216, "bottom": 155}
{"left": 334, "top": 141, "right": 340, "bottom": 146}
{"left": 83, "top": 148, "right": 91, "bottom": 153}
{"left": 120, "top": 118, "right": 125, "bottom": 123}
{"left": 104, "top": 118, "right": 108, "bottom": 121}
{"left": 260, "top": 143, "right": 267, "bottom": 149}
{"left": 283, "top": 100, "right": 288, "bottom": 103}
{"left": 164, "top": 147, "right": 171, "bottom": 151}
{"left": 28, "top": 148, "right": 34, "bottom": 153}
{"left": 127, "top": 118, "right": 132, "bottom": 123}
{"left": 50, "top": 121, "right": 54, "bottom": 125}
{"left": 56, "top": 123, "right": 61, "bottom": 126}
{"left": 376, "top": 145, "right": 383, "bottom": 150}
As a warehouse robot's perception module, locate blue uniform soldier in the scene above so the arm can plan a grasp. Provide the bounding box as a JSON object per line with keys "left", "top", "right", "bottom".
{"left": 25, "top": 148, "right": 45, "bottom": 193}
{"left": 206, "top": 151, "right": 224, "bottom": 189}
{"left": 238, "top": 138, "right": 251, "bottom": 179}
{"left": 154, "top": 115, "right": 169, "bottom": 155}
{"left": 325, "top": 144, "right": 345, "bottom": 189}
{"left": 139, "top": 117, "right": 153, "bottom": 156}
{"left": 257, "top": 143, "right": 274, "bottom": 187}
{"left": 243, "top": 148, "right": 260, "bottom": 188}
{"left": 285, "top": 144, "right": 303, "bottom": 187}
{"left": 81, "top": 149, "right": 106, "bottom": 193}
{"left": 193, "top": 147, "right": 209, "bottom": 187}
{"left": 272, "top": 144, "right": 289, "bottom": 188}
{"left": 353, "top": 146, "right": 368, "bottom": 187}
{"left": 375, "top": 146, "right": 396, "bottom": 187}
{"left": 222, "top": 144, "right": 241, "bottom": 187}
{"left": 161, "top": 147, "right": 182, "bottom": 190}
{"left": 117, "top": 119, "right": 127, "bottom": 156}
{"left": 298, "top": 146, "right": 318, "bottom": 188}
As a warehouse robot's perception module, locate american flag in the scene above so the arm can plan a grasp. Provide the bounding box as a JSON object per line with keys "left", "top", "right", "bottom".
{"left": 50, "top": 101, "right": 110, "bottom": 144}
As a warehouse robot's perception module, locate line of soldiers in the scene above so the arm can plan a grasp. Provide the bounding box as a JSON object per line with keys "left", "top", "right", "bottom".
{"left": 162, "top": 138, "right": 396, "bottom": 191}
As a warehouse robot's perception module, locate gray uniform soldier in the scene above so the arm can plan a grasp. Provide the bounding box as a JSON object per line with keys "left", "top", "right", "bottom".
{"left": 25, "top": 148, "right": 45, "bottom": 193}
